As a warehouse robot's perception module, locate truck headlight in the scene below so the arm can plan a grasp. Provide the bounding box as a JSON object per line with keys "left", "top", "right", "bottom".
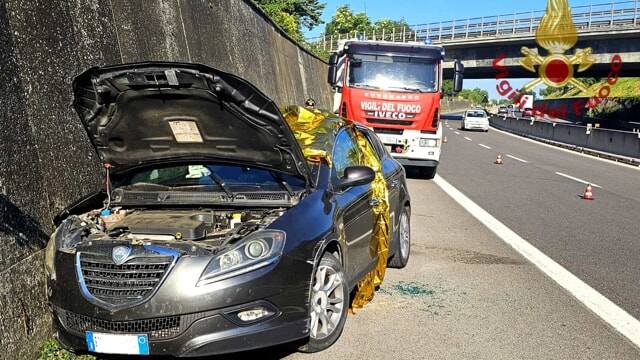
{"left": 419, "top": 138, "right": 438, "bottom": 147}
{"left": 198, "top": 230, "right": 286, "bottom": 285}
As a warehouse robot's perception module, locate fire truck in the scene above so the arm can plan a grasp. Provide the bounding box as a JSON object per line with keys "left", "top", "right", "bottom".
{"left": 328, "top": 39, "right": 463, "bottom": 178}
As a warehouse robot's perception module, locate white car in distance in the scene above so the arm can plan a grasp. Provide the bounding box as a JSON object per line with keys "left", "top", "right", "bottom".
{"left": 461, "top": 109, "right": 490, "bottom": 132}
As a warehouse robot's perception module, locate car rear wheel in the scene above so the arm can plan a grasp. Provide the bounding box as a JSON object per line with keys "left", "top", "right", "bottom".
{"left": 388, "top": 206, "right": 411, "bottom": 268}
{"left": 298, "top": 253, "right": 348, "bottom": 353}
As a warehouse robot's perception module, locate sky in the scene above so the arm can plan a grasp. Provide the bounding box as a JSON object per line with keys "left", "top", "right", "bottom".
{"left": 304, "top": 0, "right": 608, "bottom": 100}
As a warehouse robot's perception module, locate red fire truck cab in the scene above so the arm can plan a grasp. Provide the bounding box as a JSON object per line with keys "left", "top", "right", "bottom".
{"left": 328, "top": 39, "right": 463, "bottom": 178}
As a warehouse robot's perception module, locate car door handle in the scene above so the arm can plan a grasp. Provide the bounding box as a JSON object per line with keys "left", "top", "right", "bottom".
{"left": 369, "top": 198, "right": 380, "bottom": 206}
{"left": 390, "top": 180, "right": 399, "bottom": 187}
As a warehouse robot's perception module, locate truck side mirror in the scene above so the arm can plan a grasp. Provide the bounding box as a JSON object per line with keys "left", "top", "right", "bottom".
{"left": 453, "top": 60, "right": 464, "bottom": 93}
{"left": 328, "top": 53, "right": 339, "bottom": 86}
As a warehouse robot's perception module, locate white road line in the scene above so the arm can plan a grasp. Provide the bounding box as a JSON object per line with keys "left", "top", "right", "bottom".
{"left": 454, "top": 131, "right": 460, "bottom": 135}
{"left": 464, "top": 136, "right": 472, "bottom": 141}
{"left": 506, "top": 154, "right": 529, "bottom": 163}
{"left": 555, "top": 172, "right": 602, "bottom": 188}
{"left": 479, "top": 144, "right": 492, "bottom": 150}
{"left": 434, "top": 174, "right": 640, "bottom": 349}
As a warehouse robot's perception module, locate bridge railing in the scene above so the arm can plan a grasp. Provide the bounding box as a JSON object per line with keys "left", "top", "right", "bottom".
{"left": 307, "top": 1, "right": 640, "bottom": 52}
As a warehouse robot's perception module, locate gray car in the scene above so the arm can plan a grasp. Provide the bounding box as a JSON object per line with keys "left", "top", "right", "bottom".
{"left": 44, "top": 61, "right": 411, "bottom": 357}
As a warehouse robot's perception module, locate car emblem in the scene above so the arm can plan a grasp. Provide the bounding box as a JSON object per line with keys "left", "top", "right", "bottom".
{"left": 112, "top": 246, "right": 131, "bottom": 265}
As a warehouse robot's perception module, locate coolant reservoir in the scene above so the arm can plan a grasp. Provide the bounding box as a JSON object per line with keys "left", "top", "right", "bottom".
{"left": 230, "top": 213, "right": 242, "bottom": 228}
{"left": 101, "top": 209, "right": 126, "bottom": 229}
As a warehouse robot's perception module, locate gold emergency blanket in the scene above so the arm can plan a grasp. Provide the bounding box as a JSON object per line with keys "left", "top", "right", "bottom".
{"left": 281, "top": 105, "right": 390, "bottom": 310}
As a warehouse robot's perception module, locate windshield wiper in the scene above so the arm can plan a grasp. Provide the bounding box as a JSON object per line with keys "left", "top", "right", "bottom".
{"left": 207, "top": 171, "right": 235, "bottom": 201}
{"left": 351, "top": 83, "right": 382, "bottom": 90}
{"left": 270, "top": 171, "right": 295, "bottom": 197}
{"left": 387, "top": 86, "right": 424, "bottom": 93}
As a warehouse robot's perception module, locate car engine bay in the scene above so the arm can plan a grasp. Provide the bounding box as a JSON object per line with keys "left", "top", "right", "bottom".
{"left": 54, "top": 207, "right": 286, "bottom": 254}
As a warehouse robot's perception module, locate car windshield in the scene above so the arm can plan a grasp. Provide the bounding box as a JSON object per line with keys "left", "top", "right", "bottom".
{"left": 347, "top": 54, "right": 439, "bottom": 93}
{"left": 466, "top": 110, "right": 487, "bottom": 118}
{"left": 117, "top": 164, "right": 307, "bottom": 191}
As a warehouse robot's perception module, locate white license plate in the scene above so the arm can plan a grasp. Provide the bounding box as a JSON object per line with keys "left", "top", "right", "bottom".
{"left": 86, "top": 331, "right": 149, "bottom": 355}
{"left": 379, "top": 136, "right": 396, "bottom": 144}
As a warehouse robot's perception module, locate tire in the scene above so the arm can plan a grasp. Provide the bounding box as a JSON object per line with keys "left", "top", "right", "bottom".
{"left": 298, "top": 253, "right": 349, "bottom": 353}
{"left": 420, "top": 166, "right": 437, "bottom": 180}
{"left": 388, "top": 206, "right": 411, "bottom": 268}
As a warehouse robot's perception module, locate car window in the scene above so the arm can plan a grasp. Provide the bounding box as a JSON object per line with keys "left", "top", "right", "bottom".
{"left": 466, "top": 110, "right": 486, "bottom": 118}
{"left": 125, "top": 164, "right": 306, "bottom": 188}
{"left": 357, "top": 128, "right": 386, "bottom": 161}
{"left": 332, "top": 128, "right": 362, "bottom": 178}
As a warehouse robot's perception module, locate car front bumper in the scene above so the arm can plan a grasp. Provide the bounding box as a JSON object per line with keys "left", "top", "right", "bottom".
{"left": 463, "top": 121, "right": 489, "bottom": 131}
{"left": 48, "top": 252, "right": 313, "bottom": 357}
{"left": 51, "top": 304, "right": 309, "bottom": 357}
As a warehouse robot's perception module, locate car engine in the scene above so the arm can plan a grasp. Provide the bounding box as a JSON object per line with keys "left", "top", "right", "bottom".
{"left": 54, "top": 207, "right": 286, "bottom": 254}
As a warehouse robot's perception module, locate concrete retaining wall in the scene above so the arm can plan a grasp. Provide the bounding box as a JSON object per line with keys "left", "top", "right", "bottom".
{"left": 0, "top": 0, "right": 331, "bottom": 358}
{"left": 489, "top": 116, "right": 640, "bottom": 163}
{"left": 441, "top": 98, "right": 472, "bottom": 113}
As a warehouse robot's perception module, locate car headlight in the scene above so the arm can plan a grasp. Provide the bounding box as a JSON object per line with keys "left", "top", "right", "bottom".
{"left": 198, "top": 230, "right": 286, "bottom": 285}
{"left": 44, "top": 232, "right": 57, "bottom": 280}
{"left": 419, "top": 138, "right": 438, "bottom": 147}
{"left": 44, "top": 215, "right": 91, "bottom": 281}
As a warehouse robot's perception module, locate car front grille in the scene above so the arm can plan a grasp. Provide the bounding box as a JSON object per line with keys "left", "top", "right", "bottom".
{"left": 78, "top": 250, "right": 175, "bottom": 307}
{"left": 55, "top": 306, "right": 218, "bottom": 340}
{"left": 58, "top": 308, "right": 182, "bottom": 339}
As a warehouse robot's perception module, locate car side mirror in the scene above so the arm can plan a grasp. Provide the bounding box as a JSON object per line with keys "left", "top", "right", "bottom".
{"left": 335, "top": 166, "right": 375, "bottom": 191}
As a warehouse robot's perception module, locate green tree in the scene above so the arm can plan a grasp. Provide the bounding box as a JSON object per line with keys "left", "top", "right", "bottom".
{"left": 254, "top": 0, "right": 326, "bottom": 41}
{"left": 458, "top": 87, "right": 489, "bottom": 104}
{"left": 442, "top": 79, "right": 455, "bottom": 97}
{"left": 324, "top": 5, "right": 373, "bottom": 36}
{"left": 372, "top": 18, "right": 410, "bottom": 39}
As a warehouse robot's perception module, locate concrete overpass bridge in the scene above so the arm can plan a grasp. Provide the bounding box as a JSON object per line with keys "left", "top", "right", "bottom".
{"left": 307, "top": 1, "right": 640, "bottom": 80}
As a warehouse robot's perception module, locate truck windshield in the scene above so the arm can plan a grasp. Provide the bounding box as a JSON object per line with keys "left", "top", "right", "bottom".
{"left": 347, "top": 54, "right": 439, "bottom": 93}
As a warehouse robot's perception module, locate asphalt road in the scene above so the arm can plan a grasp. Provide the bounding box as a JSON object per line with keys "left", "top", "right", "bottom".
{"left": 438, "top": 118, "right": 640, "bottom": 319}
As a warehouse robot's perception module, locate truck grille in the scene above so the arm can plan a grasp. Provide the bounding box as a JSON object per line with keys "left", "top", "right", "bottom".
{"left": 366, "top": 118, "right": 413, "bottom": 126}
{"left": 373, "top": 128, "right": 404, "bottom": 135}
{"left": 78, "top": 250, "right": 176, "bottom": 307}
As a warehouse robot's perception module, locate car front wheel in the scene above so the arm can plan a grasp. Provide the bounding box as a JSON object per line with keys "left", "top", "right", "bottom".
{"left": 298, "top": 252, "right": 348, "bottom": 353}
{"left": 389, "top": 206, "right": 411, "bottom": 268}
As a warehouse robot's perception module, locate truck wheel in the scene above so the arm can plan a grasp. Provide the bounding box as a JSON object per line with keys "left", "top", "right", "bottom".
{"left": 420, "top": 166, "right": 437, "bottom": 179}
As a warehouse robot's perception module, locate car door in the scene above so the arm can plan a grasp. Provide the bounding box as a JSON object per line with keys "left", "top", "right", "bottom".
{"left": 359, "top": 128, "right": 401, "bottom": 235}
{"left": 331, "top": 128, "right": 376, "bottom": 283}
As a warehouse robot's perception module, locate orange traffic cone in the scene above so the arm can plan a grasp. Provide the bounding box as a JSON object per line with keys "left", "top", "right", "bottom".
{"left": 494, "top": 153, "right": 503, "bottom": 164}
{"left": 583, "top": 183, "right": 594, "bottom": 200}
{"left": 443, "top": 136, "right": 448, "bottom": 143}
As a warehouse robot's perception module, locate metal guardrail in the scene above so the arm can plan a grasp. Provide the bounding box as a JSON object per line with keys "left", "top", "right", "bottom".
{"left": 307, "top": 1, "right": 640, "bottom": 52}
{"left": 489, "top": 115, "right": 640, "bottom": 165}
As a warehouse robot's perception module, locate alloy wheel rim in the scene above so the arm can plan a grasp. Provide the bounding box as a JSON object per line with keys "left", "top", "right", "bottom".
{"left": 309, "top": 264, "right": 345, "bottom": 339}
{"left": 399, "top": 211, "right": 410, "bottom": 259}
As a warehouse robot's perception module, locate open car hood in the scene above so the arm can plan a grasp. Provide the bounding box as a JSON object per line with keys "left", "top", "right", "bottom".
{"left": 72, "top": 61, "right": 313, "bottom": 186}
